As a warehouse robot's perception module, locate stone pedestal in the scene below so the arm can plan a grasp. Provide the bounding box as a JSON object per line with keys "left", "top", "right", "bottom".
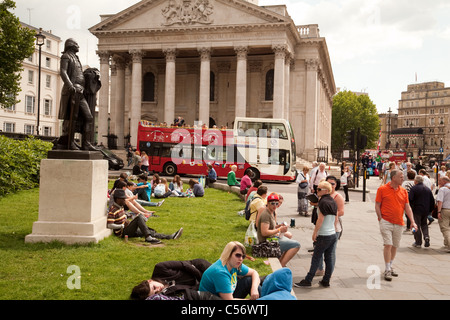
{"left": 25, "top": 158, "right": 111, "bottom": 244}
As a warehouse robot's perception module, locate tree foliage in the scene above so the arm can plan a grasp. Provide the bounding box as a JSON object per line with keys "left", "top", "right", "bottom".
{"left": 0, "top": 135, "right": 53, "bottom": 197}
{"left": 0, "top": 0, "right": 36, "bottom": 108}
{"left": 331, "top": 91, "right": 380, "bottom": 153}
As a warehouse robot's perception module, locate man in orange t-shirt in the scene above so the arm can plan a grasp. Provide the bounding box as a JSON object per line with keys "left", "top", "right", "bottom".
{"left": 375, "top": 169, "right": 417, "bottom": 281}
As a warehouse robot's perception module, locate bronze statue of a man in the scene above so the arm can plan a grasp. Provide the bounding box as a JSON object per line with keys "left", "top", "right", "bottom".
{"left": 55, "top": 38, "right": 101, "bottom": 151}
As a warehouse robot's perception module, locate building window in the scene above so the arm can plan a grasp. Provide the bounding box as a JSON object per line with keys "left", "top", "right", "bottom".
{"left": 27, "top": 55, "right": 33, "bottom": 62}
{"left": 24, "top": 124, "right": 35, "bottom": 135}
{"left": 43, "top": 126, "right": 52, "bottom": 136}
{"left": 3, "top": 122, "right": 15, "bottom": 133}
{"left": 210, "top": 71, "right": 215, "bottom": 102}
{"left": 142, "top": 72, "right": 155, "bottom": 102}
{"left": 265, "top": 69, "right": 274, "bottom": 101}
{"left": 25, "top": 95, "right": 35, "bottom": 114}
{"left": 45, "top": 57, "right": 51, "bottom": 68}
{"left": 44, "top": 99, "right": 52, "bottom": 116}
{"left": 28, "top": 70, "right": 34, "bottom": 84}
{"left": 46, "top": 40, "right": 51, "bottom": 50}
{"left": 46, "top": 75, "right": 51, "bottom": 88}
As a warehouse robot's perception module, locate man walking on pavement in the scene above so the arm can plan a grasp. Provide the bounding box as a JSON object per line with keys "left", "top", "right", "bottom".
{"left": 408, "top": 175, "right": 435, "bottom": 248}
{"left": 375, "top": 169, "right": 417, "bottom": 281}
{"left": 436, "top": 176, "right": 450, "bottom": 252}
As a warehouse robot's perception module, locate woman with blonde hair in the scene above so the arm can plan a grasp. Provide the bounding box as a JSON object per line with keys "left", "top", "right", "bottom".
{"left": 199, "top": 241, "right": 261, "bottom": 300}
{"left": 295, "top": 180, "right": 338, "bottom": 288}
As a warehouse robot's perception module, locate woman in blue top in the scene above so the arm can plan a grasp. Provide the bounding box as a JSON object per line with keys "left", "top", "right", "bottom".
{"left": 199, "top": 241, "right": 261, "bottom": 300}
{"left": 294, "top": 180, "right": 338, "bottom": 288}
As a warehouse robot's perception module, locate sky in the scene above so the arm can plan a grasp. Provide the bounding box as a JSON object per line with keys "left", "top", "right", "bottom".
{"left": 12, "top": 0, "right": 450, "bottom": 114}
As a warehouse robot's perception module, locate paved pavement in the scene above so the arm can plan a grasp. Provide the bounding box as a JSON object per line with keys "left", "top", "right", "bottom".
{"left": 111, "top": 168, "right": 450, "bottom": 300}
{"left": 268, "top": 176, "right": 450, "bottom": 300}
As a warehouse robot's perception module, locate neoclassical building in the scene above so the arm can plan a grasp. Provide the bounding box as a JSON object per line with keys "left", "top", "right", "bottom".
{"left": 89, "top": 0, "right": 336, "bottom": 161}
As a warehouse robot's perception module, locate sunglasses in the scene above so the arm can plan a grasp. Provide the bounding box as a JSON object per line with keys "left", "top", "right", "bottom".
{"left": 269, "top": 202, "right": 279, "bottom": 206}
{"left": 234, "top": 253, "right": 246, "bottom": 259}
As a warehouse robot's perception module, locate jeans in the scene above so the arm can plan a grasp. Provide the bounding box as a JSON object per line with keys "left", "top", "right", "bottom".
{"left": 305, "top": 234, "right": 337, "bottom": 283}
{"left": 135, "top": 199, "right": 158, "bottom": 207}
{"left": 318, "top": 231, "right": 340, "bottom": 271}
{"left": 123, "top": 215, "right": 172, "bottom": 239}
{"left": 232, "top": 276, "right": 261, "bottom": 299}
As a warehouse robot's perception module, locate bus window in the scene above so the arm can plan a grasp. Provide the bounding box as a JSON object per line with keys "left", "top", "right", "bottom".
{"left": 193, "top": 146, "right": 206, "bottom": 160}
{"left": 172, "top": 144, "right": 191, "bottom": 162}
{"left": 161, "top": 144, "right": 172, "bottom": 158}
{"left": 225, "top": 146, "right": 245, "bottom": 164}
{"left": 206, "top": 144, "right": 224, "bottom": 162}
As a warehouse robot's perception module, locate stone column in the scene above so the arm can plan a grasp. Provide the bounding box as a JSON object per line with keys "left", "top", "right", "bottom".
{"left": 272, "top": 44, "right": 286, "bottom": 119}
{"left": 304, "top": 58, "right": 320, "bottom": 161}
{"left": 284, "top": 54, "right": 292, "bottom": 121}
{"left": 198, "top": 47, "right": 211, "bottom": 126}
{"left": 113, "top": 55, "right": 126, "bottom": 148}
{"left": 129, "top": 49, "right": 143, "bottom": 148}
{"left": 109, "top": 63, "right": 117, "bottom": 137}
{"left": 124, "top": 62, "right": 132, "bottom": 140}
{"left": 234, "top": 46, "right": 248, "bottom": 118}
{"left": 96, "top": 50, "right": 110, "bottom": 146}
{"left": 163, "top": 48, "right": 177, "bottom": 125}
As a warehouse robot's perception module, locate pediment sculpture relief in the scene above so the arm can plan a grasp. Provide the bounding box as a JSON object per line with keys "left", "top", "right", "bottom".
{"left": 162, "top": 0, "right": 214, "bottom": 26}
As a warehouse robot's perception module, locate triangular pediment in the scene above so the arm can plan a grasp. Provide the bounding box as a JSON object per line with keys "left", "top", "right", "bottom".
{"left": 90, "top": 0, "right": 289, "bottom": 34}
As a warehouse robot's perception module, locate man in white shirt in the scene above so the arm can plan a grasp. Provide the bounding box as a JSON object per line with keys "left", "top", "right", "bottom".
{"left": 437, "top": 176, "right": 450, "bottom": 252}
{"left": 403, "top": 162, "right": 417, "bottom": 180}
{"left": 310, "top": 162, "right": 328, "bottom": 193}
{"left": 418, "top": 169, "right": 434, "bottom": 191}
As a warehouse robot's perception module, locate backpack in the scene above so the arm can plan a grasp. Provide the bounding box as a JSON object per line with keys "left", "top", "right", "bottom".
{"left": 245, "top": 195, "right": 261, "bottom": 220}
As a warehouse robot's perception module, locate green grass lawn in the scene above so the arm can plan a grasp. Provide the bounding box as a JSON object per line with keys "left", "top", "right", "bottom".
{"left": 0, "top": 185, "right": 272, "bottom": 300}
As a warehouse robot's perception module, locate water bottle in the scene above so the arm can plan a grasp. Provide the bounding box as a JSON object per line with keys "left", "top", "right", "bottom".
{"left": 411, "top": 228, "right": 416, "bottom": 234}
{"left": 279, "top": 221, "right": 288, "bottom": 239}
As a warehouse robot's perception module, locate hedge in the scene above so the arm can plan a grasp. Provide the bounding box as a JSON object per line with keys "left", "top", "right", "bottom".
{"left": 0, "top": 135, "right": 53, "bottom": 197}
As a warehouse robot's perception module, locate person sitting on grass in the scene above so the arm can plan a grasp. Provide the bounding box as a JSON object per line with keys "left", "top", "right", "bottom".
{"left": 126, "top": 181, "right": 164, "bottom": 207}
{"left": 187, "top": 179, "right": 204, "bottom": 197}
{"left": 109, "top": 181, "right": 155, "bottom": 218}
{"left": 107, "top": 189, "right": 183, "bottom": 244}
{"left": 199, "top": 241, "right": 261, "bottom": 300}
{"left": 130, "top": 259, "right": 220, "bottom": 300}
{"left": 154, "top": 178, "right": 173, "bottom": 199}
{"left": 133, "top": 174, "right": 152, "bottom": 202}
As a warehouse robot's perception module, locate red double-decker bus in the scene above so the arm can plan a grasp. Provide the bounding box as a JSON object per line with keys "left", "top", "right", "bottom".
{"left": 137, "top": 118, "right": 296, "bottom": 182}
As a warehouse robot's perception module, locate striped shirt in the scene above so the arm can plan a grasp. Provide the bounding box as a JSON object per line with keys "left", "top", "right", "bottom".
{"left": 107, "top": 203, "right": 128, "bottom": 237}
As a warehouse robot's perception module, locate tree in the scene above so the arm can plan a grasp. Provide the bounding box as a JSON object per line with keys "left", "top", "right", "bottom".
{"left": 0, "top": 0, "right": 36, "bottom": 109}
{"left": 331, "top": 91, "right": 380, "bottom": 155}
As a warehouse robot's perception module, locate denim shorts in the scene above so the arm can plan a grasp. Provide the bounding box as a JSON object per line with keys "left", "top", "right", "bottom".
{"left": 279, "top": 237, "right": 301, "bottom": 253}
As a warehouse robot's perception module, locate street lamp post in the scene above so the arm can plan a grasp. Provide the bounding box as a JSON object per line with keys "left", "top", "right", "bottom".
{"left": 35, "top": 28, "right": 46, "bottom": 136}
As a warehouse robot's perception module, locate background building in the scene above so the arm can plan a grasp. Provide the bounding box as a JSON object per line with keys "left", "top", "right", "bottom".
{"left": 1, "top": 23, "right": 62, "bottom": 138}
{"left": 395, "top": 81, "right": 450, "bottom": 161}
{"left": 89, "top": 0, "right": 336, "bottom": 161}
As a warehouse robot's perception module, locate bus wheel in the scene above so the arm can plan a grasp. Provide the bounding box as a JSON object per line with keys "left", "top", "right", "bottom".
{"left": 163, "top": 162, "right": 177, "bottom": 176}
{"left": 249, "top": 167, "right": 260, "bottom": 180}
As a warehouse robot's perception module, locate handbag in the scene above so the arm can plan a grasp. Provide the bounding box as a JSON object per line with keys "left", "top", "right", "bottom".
{"left": 299, "top": 182, "right": 308, "bottom": 189}
{"left": 431, "top": 205, "right": 438, "bottom": 219}
{"left": 298, "top": 172, "right": 308, "bottom": 189}
{"left": 252, "top": 239, "right": 281, "bottom": 258}
{"left": 347, "top": 175, "right": 354, "bottom": 188}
